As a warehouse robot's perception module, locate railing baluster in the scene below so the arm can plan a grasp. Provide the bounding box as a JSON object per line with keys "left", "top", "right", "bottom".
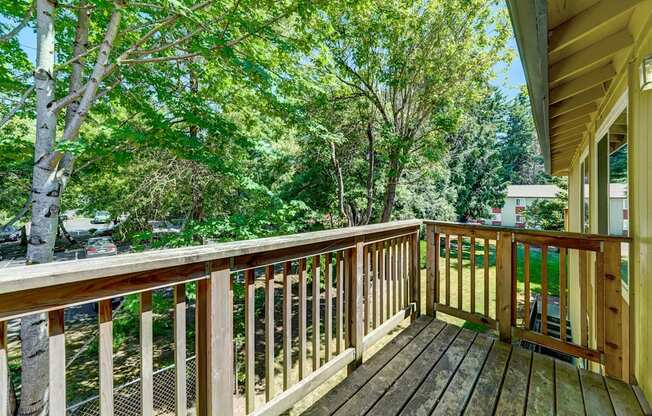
{"left": 325, "top": 255, "right": 333, "bottom": 362}
{"left": 173, "top": 284, "right": 187, "bottom": 416}
{"left": 524, "top": 244, "right": 531, "bottom": 329}
{"left": 140, "top": 291, "right": 153, "bottom": 416}
{"left": 403, "top": 236, "right": 409, "bottom": 308}
{"left": 378, "top": 243, "right": 385, "bottom": 324}
{"left": 245, "top": 269, "right": 255, "bottom": 412}
{"left": 496, "top": 232, "right": 512, "bottom": 343}
{"left": 411, "top": 232, "right": 420, "bottom": 316}
{"left": 445, "top": 234, "right": 451, "bottom": 306}
{"left": 299, "top": 259, "right": 307, "bottom": 379}
{"left": 265, "top": 265, "right": 275, "bottom": 401}
{"left": 48, "top": 309, "right": 66, "bottom": 416}
{"left": 392, "top": 239, "right": 398, "bottom": 314}
{"left": 484, "top": 238, "right": 489, "bottom": 317}
{"left": 470, "top": 236, "right": 476, "bottom": 314}
{"left": 559, "top": 248, "right": 567, "bottom": 342}
{"left": 0, "top": 321, "right": 7, "bottom": 416}
{"left": 336, "top": 252, "right": 344, "bottom": 354}
{"left": 282, "top": 262, "right": 292, "bottom": 390}
{"left": 312, "top": 255, "right": 321, "bottom": 371}
{"left": 363, "top": 246, "right": 369, "bottom": 335}
{"left": 372, "top": 243, "right": 379, "bottom": 328}
{"left": 348, "top": 241, "right": 364, "bottom": 373}
{"left": 458, "top": 235, "right": 463, "bottom": 310}
{"left": 386, "top": 241, "right": 392, "bottom": 317}
{"left": 595, "top": 248, "right": 605, "bottom": 352}
{"left": 99, "top": 299, "right": 113, "bottom": 416}
{"left": 604, "top": 241, "right": 625, "bottom": 379}
{"left": 396, "top": 239, "right": 402, "bottom": 312}
{"left": 541, "top": 245, "right": 548, "bottom": 336}
{"left": 579, "top": 250, "right": 589, "bottom": 348}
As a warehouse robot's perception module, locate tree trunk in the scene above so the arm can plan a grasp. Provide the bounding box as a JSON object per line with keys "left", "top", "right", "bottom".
{"left": 380, "top": 159, "right": 402, "bottom": 223}
{"left": 20, "top": 1, "right": 57, "bottom": 413}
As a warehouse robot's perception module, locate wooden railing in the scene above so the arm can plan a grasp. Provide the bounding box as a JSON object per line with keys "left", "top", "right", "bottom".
{"left": 0, "top": 220, "right": 421, "bottom": 416}
{"left": 424, "top": 220, "right": 633, "bottom": 382}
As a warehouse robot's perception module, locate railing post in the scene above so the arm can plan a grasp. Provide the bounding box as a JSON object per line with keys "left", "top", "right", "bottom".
{"left": 603, "top": 241, "right": 627, "bottom": 381}
{"left": 426, "top": 224, "right": 436, "bottom": 316}
{"left": 496, "top": 231, "right": 513, "bottom": 343}
{"left": 196, "top": 259, "right": 233, "bottom": 416}
{"left": 348, "top": 238, "right": 364, "bottom": 374}
{"left": 410, "top": 230, "right": 421, "bottom": 317}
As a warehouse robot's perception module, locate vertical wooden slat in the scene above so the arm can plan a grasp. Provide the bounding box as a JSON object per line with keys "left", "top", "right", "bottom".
{"left": 410, "top": 232, "right": 420, "bottom": 316}
{"left": 470, "top": 236, "right": 476, "bottom": 314}
{"left": 386, "top": 240, "right": 393, "bottom": 317}
{"left": 325, "top": 255, "right": 333, "bottom": 362}
{"left": 397, "top": 238, "right": 403, "bottom": 310}
{"left": 197, "top": 260, "right": 232, "bottom": 416}
{"left": 393, "top": 239, "right": 398, "bottom": 314}
{"left": 434, "top": 232, "right": 440, "bottom": 309}
{"left": 445, "top": 234, "right": 451, "bottom": 306}
{"left": 484, "top": 239, "right": 489, "bottom": 317}
{"left": 312, "top": 255, "right": 321, "bottom": 371}
{"left": 541, "top": 245, "right": 548, "bottom": 336}
{"left": 48, "top": 309, "right": 66, "bottom": 416}
{"left": 458, "top": 235, "right": 463, "bottom": 310}
{"left": 99, "top": 299, "right": 113, "bottom": 416}
{"left": 140, "top": 291, "right": 153, "bottom": 416}
{"left": 403, "top": 236, "right": 409, "bottom": 308}
{"left": 348, "top": 241, "right": 364, "bottom": 373}
{"left": 496, "top": 232, "right": 513, "bottom": 343}
{"left": 579, "top": 250, "right": 589, "bottom": 348}
{"left": 559, "top": 248, "right": 567, "bottom": 342}
{"left": 244, "top": 269, "right": 255, "bottom": 413}
{"left": 336, "top": 252, "right": 344, "bottom": 354}
{"left": 426, "top": 225, "right": 436, "bottom": 316}
{"left": 372, "top": 243, "right": 379, "bottom": 329}
{"left": 604, "top": 241, "right": 625, "bottom": 380}
{"left": 378, "top": 243, "right": 385, "bottom": 324}
{"left": 173, "top": 284, "right": 187, "bottom": 416}
{"left": 524, "top": 244, "right": 531, "bottom": 329}
{"left": 299, "top": 259, "right": 308, "bottom": 379}
{"left": 265, "top": 265, "right": 275, "bottom": 401}
{"left": 0, "top": 321, "right": 7, "bottom": 416}
{"left": 363, "top": 246, "right": 370, "bottom": 335}
{"left": 595, "top": 249, "right": 605, "bottom": 352}
{"left": 511, "top": 240, "right": 517, "bottom": 326}
{"left": 282, "top": 262, "right": 292, "bottom": 390}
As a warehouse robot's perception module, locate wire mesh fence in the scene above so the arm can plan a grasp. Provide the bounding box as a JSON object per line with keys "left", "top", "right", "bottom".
{"left": 67, "top": 356, "right": 197, "bottom": 416}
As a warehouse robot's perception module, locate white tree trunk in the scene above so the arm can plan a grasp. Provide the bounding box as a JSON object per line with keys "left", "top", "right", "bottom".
{"left": 21, "top": 0, "right": 57, "bottom": 414}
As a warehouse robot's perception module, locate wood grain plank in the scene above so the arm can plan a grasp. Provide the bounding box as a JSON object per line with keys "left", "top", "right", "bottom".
{"left": 372, "top": 243, "right": 379, "bottom": 329}
{"left": 604, "top": 241, "right": 625, "bottom": 380}
{"left": 401, "top": 328, "right": 476, "bottom": 416}
{"left": 446, "top": 234, "right": 451, "bottom": 305}
{"left": 265, "top": 265, "right": 275, "bottom": 401}
{"left": 526, "top": 353, "right": 555, "bottom": 416}
{"left": 371, "top": 324, "right": 461, "bottom": 416}
{"left": 580, "top": 368, "right": 615, "bottom": 416}
{"left": 312, "top": 255, "right": 321, "bottom": 371}
{"left": 282, "top": 262, "right": 292, "bottom": 390}
{"left": 434, "top": 232, "right": 441, "bottom": 306}
{"left": 541, "top": 245, "right": 548, "bottom": 336}
{"left": 393, "top": 239, "right": 399, "bottom": 314}
{"left": 431, "top": 334, "right": 494, "bottom": 416}
{"left": 302, "top": 317, "right": 432, "bottom": 416}
{"left": 363, "top": 246, "right": 370, "bottom": 335}
{"left": 245, "top": 269, "right": 256, "bottom": 412}
{"left": 332, "top": 319, "right": 446, "bottom": 416}
{"left": 397, "top": 238, "right": 403, "bottom": 311}
{"left": 48, "top": 309, "right": 66, "bottom": 416}
{"left": 173, "top": 284, "right": 187, "bottom": 416}
{"left": 464, "top": 342, "right": 512, "bottom": 416}
{"left": 99, "top": 299, "right": 113, "bottom": 416}
{"left": 140, "top": 291, "right": 153, "bottom": 416}
{"left": 325, "top": 256, "right": 333, "bottom": 362}
{"left": 387, "top": 241, "right": 393, "bottom": 317}
{"left": 494, "top": 345, "right": 532, "bottom": 415}
{"left": 348, "top": 242, "right": 364, "bottom": 372}
{"left": 605, "top": 377, "right": 644, "bottom": 416}
{"left": 0, "top": 321, "right": 7, "bottom": 416}
{"left": 555, "top": 360, "right": 585, "bottom": 416}
{"left": 299, "top": 259, "right": 308, "bottom": 379}
{"left": 579, "top": 250, "right": 589, "bottom": 348}
{"left": 484, "top": 239, "right": 489, "bottom": 317}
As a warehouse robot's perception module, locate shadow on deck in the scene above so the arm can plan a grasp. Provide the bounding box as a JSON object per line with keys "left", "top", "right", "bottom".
{"left": 302, "top": 316, "right": 644, "bottom": 416}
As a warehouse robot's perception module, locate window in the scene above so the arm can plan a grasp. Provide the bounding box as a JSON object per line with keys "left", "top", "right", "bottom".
{"left": 516, "top": 198, "right": 524, "bottom": 207}
{"left": 581, "top": 158, "right": 590, "bottom": 234}
{"left": 515, "top": 215, "right": 524, "bottom": 224}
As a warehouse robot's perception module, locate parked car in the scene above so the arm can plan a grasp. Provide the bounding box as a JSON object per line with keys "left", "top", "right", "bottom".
{"left": 0, "top": 226, "right": 20, "bottom": 242}
{"left": 85, "top": 237, "right": 117, "bottom": 258}
{"left": 91, "top": 211, "right": 111, "bottom": 224}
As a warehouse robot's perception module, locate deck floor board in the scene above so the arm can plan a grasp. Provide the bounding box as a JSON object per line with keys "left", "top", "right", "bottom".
{"left": 301, "top": 317, "right": 645, "bottom": 416}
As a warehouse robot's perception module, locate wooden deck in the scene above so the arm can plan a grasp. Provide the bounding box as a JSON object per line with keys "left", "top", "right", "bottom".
{"left": 303, "top": 316, "right": 644, "bottom": 416}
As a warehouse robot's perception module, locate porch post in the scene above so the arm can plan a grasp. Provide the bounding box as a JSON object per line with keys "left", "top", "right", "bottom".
{"left": 496, "top": 231, "right": 513, "bottom": 343}
{"left": 348, "top": 238, "right": 364, "bottom": 374}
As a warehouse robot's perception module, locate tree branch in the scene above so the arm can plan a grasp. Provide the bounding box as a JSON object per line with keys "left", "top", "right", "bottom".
{"left": 0, "top": 1, "right": 34, "bottom": 43}
{"left": 0, "top": 85, "right": 35, "bottom": 127}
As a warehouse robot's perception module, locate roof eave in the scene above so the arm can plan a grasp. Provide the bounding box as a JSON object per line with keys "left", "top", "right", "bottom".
{"left": 505, "top": 0, "right": 551, "bottom": 174}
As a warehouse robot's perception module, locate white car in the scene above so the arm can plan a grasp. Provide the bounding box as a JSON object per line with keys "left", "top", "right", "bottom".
{"left": 91, "top": 211, "right": 111, "bottom": 224}
{"left": 85, "top": 237, "right": 117, "bottom": 258}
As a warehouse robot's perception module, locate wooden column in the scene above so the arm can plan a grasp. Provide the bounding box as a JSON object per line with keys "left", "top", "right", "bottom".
{"left": 603, "top": 241, "right": 627, "bottom": 381}
{"left": 0, "top": 321, "right": 7, "bottom": 416}
{"left": 140, "top": 291, "right": 153, "bottom": 416}
{"left": 174, "top": 284, "right": 187, "bottom": 416}
{"left": 348, "top": 240, "right": 364, "bottom": 374}
{"left": 426, "top": 224, "right": 436, "bottom": 316}
{"left": 196, "top": 260, "right": 233, "bottom": 416}
{"left": 99, "top": 299, "right": 113, "bottom": 416}
{"left": 48, "top": 309, "right": 66, "bottom": 416}
{"left": 496, "top": 232, "right": 513, "bottom": 343}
